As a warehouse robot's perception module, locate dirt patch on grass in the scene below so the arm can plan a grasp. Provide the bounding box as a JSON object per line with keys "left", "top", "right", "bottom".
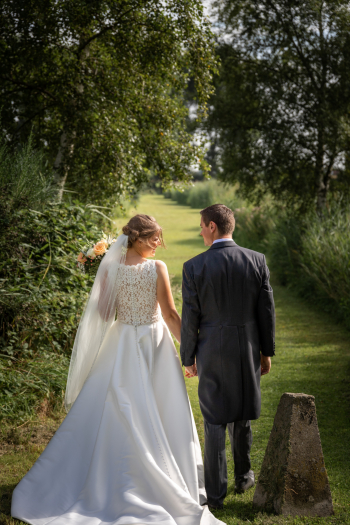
{"left": 0, "top": 410, "right": 65, "bottom": 457}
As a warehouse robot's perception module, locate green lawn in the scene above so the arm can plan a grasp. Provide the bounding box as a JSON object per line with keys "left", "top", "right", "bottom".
{"left": 114, "top": 194, "right": 209, "bottom": 286}
{"left": 1, "top": 194, "right": 350, "bottom": 525}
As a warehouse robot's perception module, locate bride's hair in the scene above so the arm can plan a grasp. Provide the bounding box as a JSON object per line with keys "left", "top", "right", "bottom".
{"left": 122, "top": 214, "right": 165, "bottom": 249}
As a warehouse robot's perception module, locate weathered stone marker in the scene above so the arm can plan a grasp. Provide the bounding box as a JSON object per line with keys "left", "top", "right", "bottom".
{"left": 253, "top": 393, "right": 333, "bottom": 517}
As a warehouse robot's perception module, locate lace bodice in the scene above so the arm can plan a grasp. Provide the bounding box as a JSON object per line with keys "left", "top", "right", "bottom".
{"left": 115, "top": 259, "right": 161, "bottom": 326}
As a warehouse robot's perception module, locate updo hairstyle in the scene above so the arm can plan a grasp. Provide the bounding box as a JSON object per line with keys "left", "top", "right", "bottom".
{"left": 122, "top": 214, "right": 164, "bottom": 249}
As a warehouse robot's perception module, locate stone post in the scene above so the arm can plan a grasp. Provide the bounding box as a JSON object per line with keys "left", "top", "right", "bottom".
{"left": 253, "top": 393, "right": 333, "bottom": 517}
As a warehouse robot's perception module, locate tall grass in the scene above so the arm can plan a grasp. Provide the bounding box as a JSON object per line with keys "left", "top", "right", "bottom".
{"left": 300, "top": 207, "right": 350, "bottom": 311}
{"left": 164, "top": 179, "right": 243, "bottom": 209}
{"left": 269, "top": 205, "right": 350, "bottom": 328}
{"left": 0, "top": 135, "right": 55, "bottom": 212}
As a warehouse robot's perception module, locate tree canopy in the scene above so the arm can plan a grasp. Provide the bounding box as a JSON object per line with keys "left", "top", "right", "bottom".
{"left": 208, "top": 0, "right": 350, "bottom": 211}
{"left": 0, "top": 0, "right": 216, "bottom": 203}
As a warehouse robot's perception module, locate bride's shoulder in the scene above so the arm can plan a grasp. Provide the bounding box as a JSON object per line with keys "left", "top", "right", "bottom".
{"left": 154, "top": 260, "right": 168, "bottom": 275}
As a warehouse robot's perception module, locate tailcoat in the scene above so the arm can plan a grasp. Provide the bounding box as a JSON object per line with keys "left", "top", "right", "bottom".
{"left": 180, "top": 240, "right": 275, "bottom": 425}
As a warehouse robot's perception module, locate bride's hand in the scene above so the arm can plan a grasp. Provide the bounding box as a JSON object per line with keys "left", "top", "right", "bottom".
{"left": 185, "top": 364, "right": 197, "bottom": 378}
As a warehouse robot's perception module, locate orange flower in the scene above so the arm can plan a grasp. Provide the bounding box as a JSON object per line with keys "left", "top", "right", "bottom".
{"left": 93, "top": 239, "right": 108, "bottom": 256}
{"left": 77, "top": 252, "right": 87, "bottom": 263}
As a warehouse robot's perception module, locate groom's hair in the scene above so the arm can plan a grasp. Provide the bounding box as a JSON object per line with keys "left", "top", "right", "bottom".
{"left": 200, "top": 204, "right": 235, "bottom": 235}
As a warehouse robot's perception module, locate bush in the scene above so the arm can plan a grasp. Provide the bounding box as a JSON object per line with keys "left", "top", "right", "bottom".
{"left": 0, "top": 201, "right": 107, "bottom": 421}
{"left": 0, "top": 134, "right": 55, "bottom": 213}
{"left": 267, "top": 215, "right": 303, "bottom": 286}
{"left": 0, "top": 138, "right": 110, "bottom": 422}
{"left": 268, "top": 205, "right": 350, "bottom": 329}
{"left": 234, "top": 206, "right": 275, "bottom": 252}
{"left": 186, "top": 182, "right": 216, "bottom": 208}
{"left": 0, "top": 353, "right": 69, "bottom": 422}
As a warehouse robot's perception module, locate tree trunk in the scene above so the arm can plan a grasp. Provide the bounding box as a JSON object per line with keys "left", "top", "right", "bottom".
{"left": 53, "top": 39, "right": 90, "bottom": 201}
{"left": 316, "top": 172, "right": 330, "bottom": 215}
{"left": 315, "top": 122, "right": 327, "bottom": 215}
{"left": 315, "top": 8, "right": 329, "bottom": 216}
{"left": 53, "top": 131, "right": 75, "bottom": 202}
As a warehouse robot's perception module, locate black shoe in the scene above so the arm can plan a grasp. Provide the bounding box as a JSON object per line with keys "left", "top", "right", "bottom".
{"left": 208, "top": 504, "right": 224, "bottom": 511}
{"left": 235, "top": 471, "right": 255, "bottom": 494}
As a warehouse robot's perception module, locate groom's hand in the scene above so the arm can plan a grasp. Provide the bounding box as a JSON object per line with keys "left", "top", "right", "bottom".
{"left": 260, "top": 354, "right": 271, "bottom": 376}
{"left": 185, "top": 364, "right": 197, "bottom": 378}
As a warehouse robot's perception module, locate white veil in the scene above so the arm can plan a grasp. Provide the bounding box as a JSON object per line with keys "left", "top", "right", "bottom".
{"left": 65, "top": 234, "right": 129, "bottom": 411}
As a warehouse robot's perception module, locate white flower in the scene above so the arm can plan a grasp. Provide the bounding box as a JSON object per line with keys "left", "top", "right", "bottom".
{"left": 87, "top": 248, "right": 96, "bottom": 259}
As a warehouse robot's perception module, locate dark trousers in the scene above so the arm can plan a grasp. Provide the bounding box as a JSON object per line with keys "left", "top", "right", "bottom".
{"left": 204, "top": 419, "right": 252, "bottom": 507}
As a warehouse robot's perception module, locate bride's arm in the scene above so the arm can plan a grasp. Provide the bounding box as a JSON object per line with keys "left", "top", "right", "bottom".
{"left": 155, "top": 261, "right": 181, "bottom": 343}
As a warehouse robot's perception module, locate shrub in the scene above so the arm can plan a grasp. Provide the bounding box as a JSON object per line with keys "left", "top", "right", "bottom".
{"left": 299, "top": 206, "right": 350, "bottom": 326}
{"left": 234, "top": 206, "right": 275, "bottom": 253}
{"left": 0, "top": 352, "right": 69, "bottom": 421}
{"left": 0, "top": 134, "right": 55, "bottom": 213}
{"left": 0, "top": 201, "right": 106, "bottom": 421}
{"left": 0, "top": 137, "right": 111, "bottom": 422}
{"left": 267, "top": 215, "right": 303, "bottom": 286}
{"left": 268, "top": 205, "right": 350, "bottom": 328}
{"left": 165, "top": 187, "right": 191, "bottom": 205}
{"left": 186, "top": 181, "right": 216, "bottom": 208}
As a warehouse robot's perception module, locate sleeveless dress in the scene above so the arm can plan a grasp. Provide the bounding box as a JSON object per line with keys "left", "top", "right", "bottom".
{"left": 11, "top": 260, "right": 224, "bottom": 525}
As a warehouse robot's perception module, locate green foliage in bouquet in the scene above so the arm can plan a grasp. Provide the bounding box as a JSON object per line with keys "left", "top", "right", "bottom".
{"left": 78, "top": 253, "right": 104, "bottom": 278}
{"left": 77, "top": 236, "right": 117, "bottom": 278}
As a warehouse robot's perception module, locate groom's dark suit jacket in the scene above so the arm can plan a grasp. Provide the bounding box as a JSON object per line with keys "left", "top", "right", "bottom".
{"left": 180, "top": 240, "right": 275, "bottom": 425}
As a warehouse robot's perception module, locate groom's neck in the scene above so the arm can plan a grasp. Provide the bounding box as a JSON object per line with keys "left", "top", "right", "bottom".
{"left": 209, "top": 233, "right": 232, "bottom": 245}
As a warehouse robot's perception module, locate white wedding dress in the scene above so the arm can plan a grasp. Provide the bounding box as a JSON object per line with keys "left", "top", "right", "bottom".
{"left": 12, "top": 260, "right": 224, "bottom": 525}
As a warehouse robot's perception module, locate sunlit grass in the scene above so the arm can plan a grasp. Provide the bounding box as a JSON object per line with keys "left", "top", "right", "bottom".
{"left": 129, "top": 194, "right": 350, "bottom": 524}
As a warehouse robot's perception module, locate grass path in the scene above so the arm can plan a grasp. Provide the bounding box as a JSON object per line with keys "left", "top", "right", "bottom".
{"left": 119, "top": 195, "right": 350, "bottom": 524}
{"left": 1, "top": 194, "right": 350, "bottom": 525}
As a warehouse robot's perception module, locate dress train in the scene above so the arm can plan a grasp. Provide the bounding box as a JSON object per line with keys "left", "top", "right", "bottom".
{"left": 12, "top": 320, "right": 224, "bottom": 525}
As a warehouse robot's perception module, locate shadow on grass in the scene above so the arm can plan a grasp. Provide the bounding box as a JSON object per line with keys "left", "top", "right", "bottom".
{"left": 170, "top": 275, "right": 183, "bottom": 287}
{"left": 214, "top": 498, "right": 277, "bottom": 523}
{"left": 173, "top": 237, "right": 205, "bottom": 247}
{"left": 0, "top": 483, "right": 15, "bottom": 518}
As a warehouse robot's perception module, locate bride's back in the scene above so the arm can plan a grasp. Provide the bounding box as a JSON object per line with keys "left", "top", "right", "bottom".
{"left": 115, "top": 260, "right": 161, "bottom": 326}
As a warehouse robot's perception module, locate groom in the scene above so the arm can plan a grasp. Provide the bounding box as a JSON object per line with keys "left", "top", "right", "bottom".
{"left": 180, "top": 204, "right": 275, "bottom": 510}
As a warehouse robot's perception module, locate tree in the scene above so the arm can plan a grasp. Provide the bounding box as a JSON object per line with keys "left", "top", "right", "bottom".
{"left": 0, "top": 0, "right": 216, "bottom": 203}
{"left": 208, "top": 0, "right": 350, "bottom": 212}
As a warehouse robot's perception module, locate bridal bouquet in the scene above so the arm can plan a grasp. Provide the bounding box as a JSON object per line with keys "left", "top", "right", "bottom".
{"left": 77, "top": 235, "right": 116, "bottom": 276}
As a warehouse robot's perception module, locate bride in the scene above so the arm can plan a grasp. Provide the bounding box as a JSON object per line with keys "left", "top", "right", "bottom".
{"left": 11, "top": 214, "right": 225, "bottom": 525}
